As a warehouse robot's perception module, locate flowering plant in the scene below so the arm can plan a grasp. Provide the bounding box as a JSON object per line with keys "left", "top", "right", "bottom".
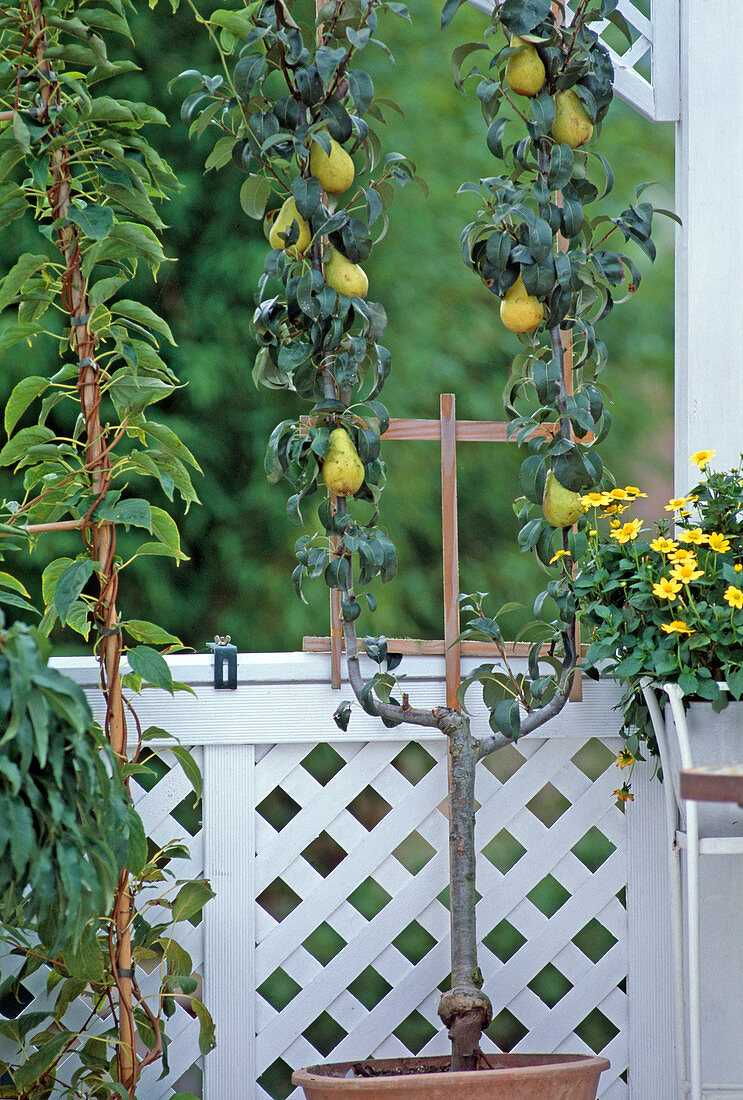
{"left": 573, "top": 450, "right": 743, "bottom": 794}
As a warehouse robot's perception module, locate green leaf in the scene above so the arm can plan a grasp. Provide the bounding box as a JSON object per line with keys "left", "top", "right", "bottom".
{"left": 144, "top": 422, "right": 202, "bottom": 471}
{"left": 127, "top": 646, "right": 174, "bottom": 694}
{"left": 172, "top": 880, "right": 215, "bottom": 923}
{"left": 111, "top": 300, "right": 176, "bottom": 345}
{"left": 348, "top": 70, "right": 374, "bottom": 116}
{"left": 191, "top": 998, "right": 216, "bottom": 1055}
{"left": 123, "top": 620, "right": 182, "bottom": 646}
{"left": 12, "top": 1031, "right": 72, "bottom": 1090}
{"left": 4, "top": 377, "right": 49, "bottom": 437}
{"left": 204, "top": 134, "right": 235, "bottom": 172}
{"left": 67, "top": 204, "right": 115, "bottom": 241}
{"left": 53, "top": 560, "right": 93, "bottom": 621}
{"left": 150, "top": 506, "right": 183, "bottom": 556}
{"left": 210, "top": 7, "right": 255, "bottom": 38}
{"left": 169, "top": 745, "right": 203, "bottom": 799}
{"left": 9, "top": 800, "right": 34, "bottom": 877}
{"left": 0, "top": 425, "right": 55, "bottom": 467}
{"left": 125, "top": 805, "right": 148, "bottom": 875}
{"left": 499, "top": 0, "right": 551, "bottom": 34}
{"left": 11, "top": 111, "right": 31, "bottom": 154}
{"left": 0, "top": 254, "right": 48, "bottom": 313}
{"left": 95, "top": 497, "right": 152, "bottom": 531}
{"left": 441, "top": 0, "right": 467, "bottom": 28}
{"left": 240, "top": 176, "right": 272, "bottom": 220}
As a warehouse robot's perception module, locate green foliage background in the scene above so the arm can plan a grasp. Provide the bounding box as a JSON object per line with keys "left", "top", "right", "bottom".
{"left": 0, "top": 0, "right": 674, "bottom": 654}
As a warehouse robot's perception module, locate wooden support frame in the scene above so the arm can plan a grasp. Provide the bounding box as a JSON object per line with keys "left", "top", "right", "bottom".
{"left": 304, "top": 395, "right": 582, "bottom": 706}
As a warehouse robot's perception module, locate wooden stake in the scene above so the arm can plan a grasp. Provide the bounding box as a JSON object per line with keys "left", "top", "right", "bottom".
{"left": 440, "top": 395, "right": 461, "bottom": 711}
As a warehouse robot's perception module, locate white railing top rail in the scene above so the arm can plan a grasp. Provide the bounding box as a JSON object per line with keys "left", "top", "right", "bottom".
{"left": 49, "top": 651, "right": 626, "bottom": 746}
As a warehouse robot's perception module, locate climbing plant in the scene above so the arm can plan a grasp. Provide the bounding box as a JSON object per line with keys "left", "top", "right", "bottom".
{"left": 0, "top": 1, "right": 212, "bottom": 1095}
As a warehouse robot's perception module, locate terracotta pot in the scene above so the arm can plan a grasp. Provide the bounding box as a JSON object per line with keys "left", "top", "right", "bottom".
{"left": 293, "top": 1052, "right": 610, "bottom": 1099}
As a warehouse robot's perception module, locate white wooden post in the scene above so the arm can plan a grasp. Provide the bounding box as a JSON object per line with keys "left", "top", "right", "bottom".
{"left": 203, "top": 744, "right": 256, "bottom": 1093}
{"left": 675, "top": 0, "right": 743, "bottom": 492}
{"left": 626, "top": 763, "right": 675, "bottom": 1099}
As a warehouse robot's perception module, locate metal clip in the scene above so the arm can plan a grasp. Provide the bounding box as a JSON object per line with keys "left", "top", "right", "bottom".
{"left": 207, "top": 635, "right": 237, "bottom": 690}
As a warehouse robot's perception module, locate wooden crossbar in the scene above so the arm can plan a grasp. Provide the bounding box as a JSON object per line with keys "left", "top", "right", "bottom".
{"left": 306, "top": 396, "right": 550, "bottom": 703}
{"left": 304, "top": 393, "right": 584, "bottom": 706}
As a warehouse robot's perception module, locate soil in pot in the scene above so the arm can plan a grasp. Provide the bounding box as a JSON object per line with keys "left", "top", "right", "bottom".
{"left": 293, "top": 1052, "right": 610, "bottom": 1099}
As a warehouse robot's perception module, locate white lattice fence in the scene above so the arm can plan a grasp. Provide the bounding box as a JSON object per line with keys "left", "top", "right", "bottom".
{"left": 251, "top": 734, "right": 629, "bottom": 1099}
{"left": 2, "top": 654, "right": 678, "bottom": 1098}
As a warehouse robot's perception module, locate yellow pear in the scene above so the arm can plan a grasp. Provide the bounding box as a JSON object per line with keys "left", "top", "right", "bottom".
{"left": 321, "top": 428, "right": 365, "bottom": 497}
{"left": 499, "top": 275, "right": 544, "bottom": 333}
{"left": 325, "top": 247, "right": 368, "bottom": 299}
{"left": 505, "top": 36, "right": 545, "bottom": 97}
{"left": 309, "top": 136, "right": 355, "bottom": 195}
{"left": 542, "top": 470, "right": 583, "bottom": 528}
{"left": 552, "top": 89, "right": 593, "bottom": 148}
{"left": 268, "top": 196, "right": 311, "bottom": 257}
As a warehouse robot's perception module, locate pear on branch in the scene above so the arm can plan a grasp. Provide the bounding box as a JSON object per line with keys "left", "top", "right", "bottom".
{"left": 268, "top": 196, "right": 311, "bottom": 257}
{"left": 505, "top": 36, "right": 545, "bottom": 97}
{"left": 309, "top": 135, "right": 355, "bottom": 195}
{"left": 321, "top": 428, "right": 365, "bottom": 497}
{"left": 499, "top": 274, "right": 544, "bottom": 333}
{"left": 325, "top": 246, "right": 369, "bottom": 299}
{"left": 552, "top": 89, "right": 594, "bottom": 148}
{"left": 542, "top": 470, "right": 583, "bottom": 527}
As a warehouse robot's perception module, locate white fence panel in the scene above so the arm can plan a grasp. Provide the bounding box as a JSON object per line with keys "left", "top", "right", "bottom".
{"left": 55, "top": 653, "right": 678, "bottom": 1098}
{"left": 2, "top": 653, "right": 691, "bottom": 1097}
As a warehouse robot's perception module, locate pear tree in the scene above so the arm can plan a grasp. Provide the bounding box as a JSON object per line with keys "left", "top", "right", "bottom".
{"left": 175, "top": 0, "right": 670, "bottom": 1074}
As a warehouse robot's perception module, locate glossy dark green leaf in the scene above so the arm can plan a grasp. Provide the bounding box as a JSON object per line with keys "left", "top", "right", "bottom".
{"left": 127, "top": 645, "right": 174, "bottom": 694}
{"left": 67, "top": 204, "right": 115, "bottom": 241}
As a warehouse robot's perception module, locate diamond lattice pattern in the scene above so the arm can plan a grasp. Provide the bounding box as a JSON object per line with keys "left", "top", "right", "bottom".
{"left": 0, "top": 748, "right": 206, "bottom": 1100}
{"left": 254, "top": 736, "right": 628, "bottom": 1100}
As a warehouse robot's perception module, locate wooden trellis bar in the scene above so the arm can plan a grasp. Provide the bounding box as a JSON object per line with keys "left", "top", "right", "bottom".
{"left": 305, "top": 395, "right": 575, "bottom": 705}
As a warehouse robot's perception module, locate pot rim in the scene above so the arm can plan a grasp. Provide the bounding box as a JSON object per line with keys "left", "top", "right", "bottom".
{"left": 292, "top": 1052, "right": 611, "bottom": 1085}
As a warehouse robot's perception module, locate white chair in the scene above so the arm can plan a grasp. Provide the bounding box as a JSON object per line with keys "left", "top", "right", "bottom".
{"left": 642, "top": 682, "right": 743, "bottom": 1100}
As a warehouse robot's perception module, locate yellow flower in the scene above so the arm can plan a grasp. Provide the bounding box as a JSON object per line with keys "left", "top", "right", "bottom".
{"left": 678, "top": 528, "right": 708, "bottom": 545}
{"left": 661, "top": 620, "right": 694, "bottom": 635}
{"left": 652, "top": 577, "right": 683, "bottom": 601}
{"left": 650, "top": 537, "right": 678, "bottom": 554}
{"left": 624, "top": 486, "right": 647, "bottom": 498}
{"left": 669, "top": 548, "right": 697, "bottom": 565}
{"left": 724, "top": 585, "right": 743, "bottom": 610}
{"left": 690, "top": 449, "right": 715, "bottom": 469}
{"left": 665, "top": 496, "right": 695, "bottom": 511}
{"left": 707, "top": 532, "right": 731, "bottom": 553}
{"left": 671, "top": 561, "right": 704, "bottom": 584}
{"left": 608, "top": 488, "right": 629, "bottom": 501}
{"left": 613, "top": 785, "right": 634, "bottom": 803}
{"left": 615, "top": 749, "right": 634, "bottom": 770}
{"left": 736, "top": 563, "right": 743, "bottom": 573}
{"left": 601, "top": 504, "right": 625, "bottom": 516}
{"left": 550, "top": 549, "right": 570, "bottom": 565}
{"left": 610, "top": 519, "right": 643, "bottom": 544}
{"left": 580, "top": 492, "right": 608, "bottom": 510}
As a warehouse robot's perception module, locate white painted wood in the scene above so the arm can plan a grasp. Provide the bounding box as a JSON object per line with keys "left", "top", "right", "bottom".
{"left": 626, "top": 760, "right": 676, "bottom": 1099}
{"left": 31, "top": 654, "right": 737, "bottom": 1099}
{"left": 49, "top": 651, "right": 626, "bottom": 745}
{"left": 203, "top": 744, "right": 256, "bottom": 1097}
{"left": 674, "top": 0, "right": 743, "bottom": 490}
